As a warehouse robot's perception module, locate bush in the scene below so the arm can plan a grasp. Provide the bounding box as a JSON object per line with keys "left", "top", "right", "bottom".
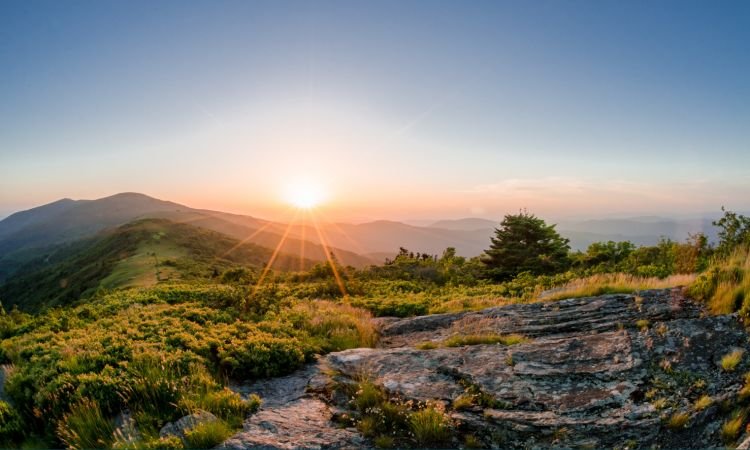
{"left": 0, "top": 400, "right": 23, "bottom": 445}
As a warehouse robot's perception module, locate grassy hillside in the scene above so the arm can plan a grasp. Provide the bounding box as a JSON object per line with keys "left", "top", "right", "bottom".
{"left": 0, "top": 219, "right": 313, "bottom": 312}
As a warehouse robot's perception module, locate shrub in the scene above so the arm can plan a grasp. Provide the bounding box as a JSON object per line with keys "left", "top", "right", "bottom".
{"left": 721, "top": 349, "right": 744, "bottom": 372}
{"left": 409, "top": 405, "right": 451, "bottom": 447}
{"left": 56, "top": 398, "right": 116, "bottom": 450}
{"left": 183, "top": 420, "right": 232, "bottom": 449}
{"left": 0, "top": 400, "right": 23, "bottom": 445}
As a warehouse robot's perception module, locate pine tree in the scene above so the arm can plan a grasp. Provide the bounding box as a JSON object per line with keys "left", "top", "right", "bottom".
{"left": 482, "top": 211, "right": 570, "bottom": 280}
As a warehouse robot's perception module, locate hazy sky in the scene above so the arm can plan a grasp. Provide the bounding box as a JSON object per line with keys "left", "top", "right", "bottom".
{"left": 1, "top": 0, "right": 749, "bottom": 221}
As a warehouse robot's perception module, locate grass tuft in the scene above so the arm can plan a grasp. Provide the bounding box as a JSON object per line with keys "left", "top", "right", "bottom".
{"left": 183, "top": 420, "right": 232, "bottom": 449}
{"left": 56, "top": 398, "right": 116, "bottom": 450}
{"left": 409, "top": 405, "right": 451, "bottom": 447}
{"left": 721, "top": 349, "right": 744, "bottom": 372}
{"left": 443, "top": 333, "right": 528, "bottom": 348}
{"left": 693, "top": 395, "right": 713, "bottom": 411}
{"left": 666, "top": 411, "right": 690, "bottom": 429}
{"left": 721, "top": 410, "right": 746, "bottom": 444}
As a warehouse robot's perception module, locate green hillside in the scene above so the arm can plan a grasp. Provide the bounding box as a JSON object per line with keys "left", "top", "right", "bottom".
{"left": 0, "top": 218, "right": 312, "bottom": 312}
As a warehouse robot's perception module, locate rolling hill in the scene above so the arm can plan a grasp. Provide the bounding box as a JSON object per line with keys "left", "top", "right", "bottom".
{"left": 0, "top": 193, "right": 373, "bottom": 281}
{"left": 0, "top": 218, "right": 313, "bottom": 311}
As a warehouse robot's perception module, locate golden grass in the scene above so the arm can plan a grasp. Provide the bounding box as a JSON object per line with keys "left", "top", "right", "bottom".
{"left": 693, "top": 395, "right": 713, "bottom": 411}
{"left": 539, "top": 273, "right": 696, "bottom": 302}
{"left": 721, "top": 410, "right": 746, "bottom": 443}
{"left": 443, "top": 333, "right": 528, "bottom": 348}
{"left": 666, "top": 411, "right": 690, "bottom": 429}
{"left": 689, "top": 246, "right": 750, "bottom": 315}
{"left": 721, "top": 349, "right": 744, "bottom": 372}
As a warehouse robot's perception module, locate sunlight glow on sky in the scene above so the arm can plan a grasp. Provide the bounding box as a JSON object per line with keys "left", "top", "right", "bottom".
{"left": 1, "top": 0, "right": 749, "bottom": 221}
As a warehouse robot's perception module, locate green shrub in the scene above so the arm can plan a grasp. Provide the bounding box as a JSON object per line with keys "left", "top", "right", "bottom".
{"left": 0, "top": 400, "right": 23, "bottom": 445}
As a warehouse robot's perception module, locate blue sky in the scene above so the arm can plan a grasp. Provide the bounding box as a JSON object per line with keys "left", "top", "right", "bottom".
{"left": 1, "top": 0, "right": 748, "bottom": 221}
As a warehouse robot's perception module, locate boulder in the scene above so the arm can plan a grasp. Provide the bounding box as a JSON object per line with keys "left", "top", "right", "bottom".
{"left": 224, "top": 289, "right": 750, "bottom": 449}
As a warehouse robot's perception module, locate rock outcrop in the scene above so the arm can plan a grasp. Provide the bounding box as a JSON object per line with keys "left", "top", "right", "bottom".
{"left": 224, "top": 289, "right": 750, "bottom": 449}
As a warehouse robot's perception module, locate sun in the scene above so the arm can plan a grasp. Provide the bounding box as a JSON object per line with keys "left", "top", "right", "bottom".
{"left": 283, "top": 180, "right": 327, "bottom": 209}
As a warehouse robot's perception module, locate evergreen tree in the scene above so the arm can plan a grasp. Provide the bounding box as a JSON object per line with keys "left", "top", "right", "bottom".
{"left": 482, "top": 211, "right": 570, "bottom": 280}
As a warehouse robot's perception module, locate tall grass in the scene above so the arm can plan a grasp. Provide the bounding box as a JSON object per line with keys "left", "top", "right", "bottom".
{"left": 56, "top": 398, "right": 115, "bottom": 450}
{"left": 687, "top": 246, "right": 750, "bottom": 315}
{"left": 539, "top": 273, "right": 696, "bottom": 302}
{"left": 290, "top": 300, "right": 377, "bottom": 350}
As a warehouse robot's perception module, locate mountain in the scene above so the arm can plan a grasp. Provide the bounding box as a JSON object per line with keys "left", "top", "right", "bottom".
{"left": 0, "top": 218, "right": 312, "bottom": 311}
{"left": 0, "top": 193, "right": 373, "bottom": 281}
{"left": 428, "top": 218, "right": 497, "bottom": 231}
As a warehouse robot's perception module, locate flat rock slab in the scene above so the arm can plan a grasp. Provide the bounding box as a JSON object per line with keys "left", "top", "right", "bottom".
{"left": 225, "top": 289, "right": 750, "bottom": 449}
{"left": 222, "top": 365, "right": 364, "bottom": 450}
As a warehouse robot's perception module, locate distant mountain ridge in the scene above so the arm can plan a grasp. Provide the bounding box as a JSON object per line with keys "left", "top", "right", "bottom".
{"left": 0, "top": 193, "right": 372, "bottom": 281}
{"left": 0, "top": 193, "right": 729, "bottom": 283}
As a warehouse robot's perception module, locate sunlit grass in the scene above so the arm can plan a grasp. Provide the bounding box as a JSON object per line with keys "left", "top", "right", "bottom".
{"left": 693, "top": 395, "right": 713, "bottom": 411}
{"left": 721, "top": 349, "right": 744, "bottom": 372}
{"left": 539, "top": 273, "right": 696, "bottom": 302}
{"left": 443, "top": 333, "right": 528, "bottom": 348}
{"left": 688, "top": 246, "right": 750, "bottom": 315}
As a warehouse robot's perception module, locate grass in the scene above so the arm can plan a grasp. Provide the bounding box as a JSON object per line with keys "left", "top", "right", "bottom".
{"left": 183, "top": 420, "right": 233, "bottom": 449}
{"left": 373, "top": 435, "right": 395, "bottom": 448}
{"left": 693, "top": 395, "right": 713, "bottom": 411}
{"left": 688, "top": 246, "right": 750, "bottom": 315}
{"left": 721, "top": 349, "right": 744, "bottom": 372}
{"left": 540, "top": 273, "right": 696, "bottom": 302}
{"left": 666, "top": 411, "right": 690, "bottom": 429}
{"left": 415, "top": 341, "right": 439, "bottom": 350}
{"left": 452, "top": 394, "right": 475, "bottom": 411}
{"left": 443, "top": 333, "right": 528, "bottom": 348}
{"left": 56, "top": 398, "right": 116, "bottom": 450}
{"left": 721, "top": 410, "right": 746, "bottom": 444}
{"left": 409, "top": 406, "right": 451, "bottom": 447}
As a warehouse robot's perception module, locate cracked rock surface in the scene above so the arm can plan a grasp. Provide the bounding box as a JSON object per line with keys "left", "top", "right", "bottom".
{"left": 223, "top": 289, "right": 750, "bottom": 449}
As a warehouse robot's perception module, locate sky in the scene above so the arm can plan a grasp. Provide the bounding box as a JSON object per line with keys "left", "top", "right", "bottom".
{"left": 1, "top": 0, "right": 749, "bottom": 222}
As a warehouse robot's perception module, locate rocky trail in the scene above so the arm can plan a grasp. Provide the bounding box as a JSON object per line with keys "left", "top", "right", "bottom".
{"left": 221, "top": 289, "right": 750, "bottom": 449}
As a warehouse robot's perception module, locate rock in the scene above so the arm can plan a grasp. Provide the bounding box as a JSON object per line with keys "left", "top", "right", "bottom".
{"left": 221, "top": 365, "right": 365, "bottom": 450}
{"left": 159, "top": 410, "right": 218, "bottom": 441}
{"left": 225, "top": 289, "right": 750, "bottom": 449}
{"left": 113, "top": 409, "right": 140, "bottom": 444}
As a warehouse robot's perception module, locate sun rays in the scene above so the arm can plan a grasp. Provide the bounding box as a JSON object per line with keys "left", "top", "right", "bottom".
{"left": 211, "top": 191, "right": 360, "bottom": 299}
